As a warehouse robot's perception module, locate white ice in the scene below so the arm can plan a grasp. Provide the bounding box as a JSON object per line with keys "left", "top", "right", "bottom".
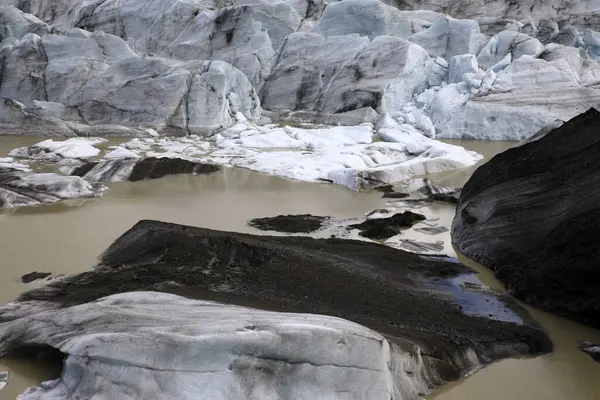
{"left": 9, "top": 137, "right": 105, "bottom": 162}
{"left": 1, "top": 291, "right": 431, "bottom": 400}
{"left": 112, "top": 121, "right": 481, "bottom": 190}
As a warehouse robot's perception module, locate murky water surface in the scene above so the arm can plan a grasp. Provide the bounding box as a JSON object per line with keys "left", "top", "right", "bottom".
{"left": 0, "top": 138, "right": 598, "bottom": 399}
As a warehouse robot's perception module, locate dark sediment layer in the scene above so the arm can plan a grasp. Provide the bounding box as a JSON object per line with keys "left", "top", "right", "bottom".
{"left": 452, "top": 108, "right": 600, "bottom": 327}
{"left": 349, "top": 211, "right": 426, "bottom": 239}
{"left": 9, "top": 220, "right": 552, "bottom": 386}
{"left": 248, "top": 214, "right": 328, "bottom": 233}
{"left": 71, "top": 157, "right": 220, "bottom": 182}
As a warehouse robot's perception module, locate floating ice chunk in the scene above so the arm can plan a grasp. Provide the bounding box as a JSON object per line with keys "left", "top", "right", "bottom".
{"left": 219, "top": 129, "right": 306, "bottom": 149}
{"left": 0, "top": 170, "right": 105, "bottom": 208}
{"left": 9, "top": 138, "right": 104, "bottom": 162}
{"left": 103, "top": 147, "right": 141, "bottom": 159}
{"left": 0, "top": 158, "right": 30, "bottom": 172}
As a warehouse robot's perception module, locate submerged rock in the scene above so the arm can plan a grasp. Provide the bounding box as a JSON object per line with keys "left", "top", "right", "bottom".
{"left": 248, "top": 214, "right": 329, "bottom": 233}
{"left": 69, "top": 157, "right": 220, "bottom": 182}
{"left": 0, "top": 164, "right": 104, "bottom": 208}
{"left": 452, "top": 108, "right": 600, "bottom": 327}
{"left": 21, "top": 271, "right": 52, "bottom": 283}
{"left": 0, "top": 220, "right": 551, "bottom": 400}
{"left": 349, "top": 211, "right": 426, "bottom": 239}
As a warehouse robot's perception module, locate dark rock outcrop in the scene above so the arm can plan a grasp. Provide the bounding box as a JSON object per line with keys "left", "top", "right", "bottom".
{"left": 248, "top": 214, "right": 329, "bottom": 233}
{"left": 70, "top": 157, "right": 220, "bottom": 182}
{"left": 8, "top": 219, "right": 551, "bottom": 389}
{"left": 349, "top": 211, "right": 426, "bottom": 239}
{"left": 452, "top": 108, "right": 600, "bottom": 327}
{"left": 21, "top": 271, "right": 51, "bottom": 283}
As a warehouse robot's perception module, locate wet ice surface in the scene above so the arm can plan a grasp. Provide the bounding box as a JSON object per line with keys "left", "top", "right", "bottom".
{"left": 0, "top": 371, "right": 8, "bottom": 391}
{"left": 420, "top": 271, "right": 523, "bottom": 325}
{"left": 5, "top": 123, "right": 482, "bottom": 192}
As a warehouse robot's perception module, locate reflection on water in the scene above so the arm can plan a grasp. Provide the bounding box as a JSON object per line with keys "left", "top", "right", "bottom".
{"left": 429, "top": 252, "right": 600, "bottom": 400}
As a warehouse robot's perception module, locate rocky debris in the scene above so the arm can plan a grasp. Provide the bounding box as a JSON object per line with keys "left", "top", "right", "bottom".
{"left": 349, "top": 211, "right": 426, "bottom": 239}
{"left": 580, "top": 341, "right": 600, "bottom": 362}
{"left": 0, "top": 219, "right": 552, "bottom": 399}
{"left": 383, "top": 179, "right": 461, "bottom": 204}
{"left": 21, "top": 271, "right": 52, "bottom": 283}
{"left": 452, "top": 108, "right": 600, "bottom": 327}
{"left": 0, "top": 163, "right": 105, "bottom": 208}
{"left": 248, "top": 214, "right": 329, "bottom": 233}
{"left": 68, "top": 157, "right": 220, "bottom": 183}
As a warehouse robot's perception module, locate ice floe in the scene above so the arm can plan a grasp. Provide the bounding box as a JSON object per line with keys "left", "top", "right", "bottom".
{"left": 105, "top": 122, "right": 481, "bottom": 190}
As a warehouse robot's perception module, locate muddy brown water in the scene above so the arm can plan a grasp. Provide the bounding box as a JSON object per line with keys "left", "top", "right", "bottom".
{"left": 0, "top": 138, "right": 598, "bottom": 399}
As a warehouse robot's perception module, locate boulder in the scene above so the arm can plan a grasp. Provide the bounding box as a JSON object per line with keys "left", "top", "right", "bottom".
{"left": 0, "top": 219, "right": 551, "bottom": 399}
{"left": 452, "top": 108, "right": 600, "bottom": 327}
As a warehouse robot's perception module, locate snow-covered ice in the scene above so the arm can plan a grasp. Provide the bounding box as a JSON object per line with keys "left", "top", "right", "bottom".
{"left": 103, "top": 147, "right": 141, "bottom": 159}
{"left": 105, "top": 121, "right": 481, "bottom": 190}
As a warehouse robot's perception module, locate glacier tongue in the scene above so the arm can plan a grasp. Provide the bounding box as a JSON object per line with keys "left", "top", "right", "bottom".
{"left": 3, "top": 1, "right": 600, "bottom": 139}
